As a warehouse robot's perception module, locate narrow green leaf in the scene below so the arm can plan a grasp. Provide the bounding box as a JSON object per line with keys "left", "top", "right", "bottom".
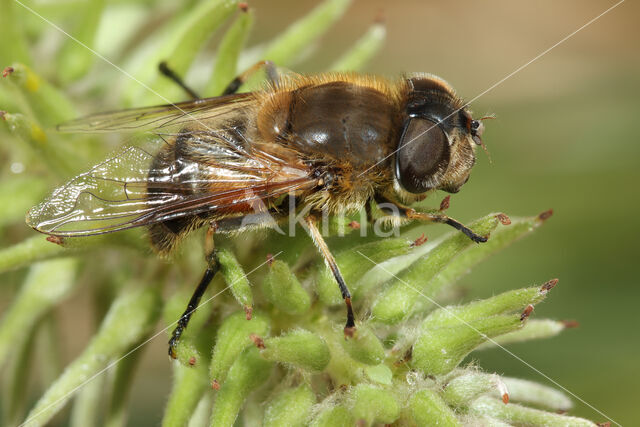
{"left": 330, "top": 21, "right": 385, "bottom": 71}
{"left": 477, "top": 319, "right": 568, "bottom": 350}
{"left": 412, "top": 315, "right": 523, "bottom": 376}
{"left": 187, "top": 395, "right": 213, "bottom": 427}
{"left": 206, "top": 5, "right": 254, "bottom": 96}
{"left": 1, "top": 315, "right": 38, "bottom": 426}
{"left": 130, "top": 0, "right": 239, "bottom": 104}
{"left": 0, "top": 232, "right": 145, "bottom": 275}
{"left": 104, "top": 343, "right": 147, "bottom": 427}
{"left": 162, "top": 361, "right": 209, "bottom": 427}
{"left": 429, "top": 212, "right": 552, "bottom": 296}
{"left": 56, "top": 0, "right": 105, "bottom": 82}
{"left": 261, "top": 0, "right": 352, "bottom": 66}
{"left": 0, "top": 258, "right": 78, "bottom": 366}
{"left": 209, "top": 346, "right": 273, "bottom": 427}
{"left": 1, "top": 111, "right": 74, "bottom": 176}
{"left": 421, "top": 280, "right": 556, "bottom": 330}
{"left": 22, "top": 287, "right": 161, "bottom": 427}
{"left": 69, "top": 375, "right": 105, "bottom": 427}
{"left": 2, "top": 64, "right": 77, "bottom": 126}
{"left": 371, "top": 213, "right": 502, "bottom": 324}
{"left": 0, "top": 0, "right": 32, "bottom": 65}
{"left": 495, "top": 377, "right": 573, "bottom": 412}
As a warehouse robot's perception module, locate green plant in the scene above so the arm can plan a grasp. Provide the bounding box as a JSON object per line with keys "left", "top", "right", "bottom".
{"left": 0, "top": 0, "right": 604, "bottom": 425}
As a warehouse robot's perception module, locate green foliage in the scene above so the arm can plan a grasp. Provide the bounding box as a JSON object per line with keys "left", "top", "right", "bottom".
{"left": 0, "top": 1, "right": 603, "bottom": 426}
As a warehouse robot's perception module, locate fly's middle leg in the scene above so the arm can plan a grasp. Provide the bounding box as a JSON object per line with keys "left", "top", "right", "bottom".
{"left": 168, "top": 223, "right": 219, "bottom": 358}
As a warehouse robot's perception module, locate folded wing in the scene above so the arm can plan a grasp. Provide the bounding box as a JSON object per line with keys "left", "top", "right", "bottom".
{"left": 29, "top": 95, "right": 317, "bottom": 236}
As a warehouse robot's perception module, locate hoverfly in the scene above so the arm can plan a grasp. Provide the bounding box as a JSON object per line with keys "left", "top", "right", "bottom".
{"left": 26, "top": 61, "right": 488, "bottom": 358}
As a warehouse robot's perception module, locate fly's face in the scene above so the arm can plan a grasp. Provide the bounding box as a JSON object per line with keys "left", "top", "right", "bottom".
{"left": 394, "top": 75, "right": 486, "bottom": 197}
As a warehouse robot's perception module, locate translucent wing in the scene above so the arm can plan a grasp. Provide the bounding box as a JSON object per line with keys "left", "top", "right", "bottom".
{"left": 57, "top": 92, "right": 255, "bottom": 133}
{"left": 28, "top": 126, "right": 317, "bottom": 237}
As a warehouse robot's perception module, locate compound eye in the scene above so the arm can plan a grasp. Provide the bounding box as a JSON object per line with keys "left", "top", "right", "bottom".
{"left": 395, "top": 119, "right": 450, "bottom": 193}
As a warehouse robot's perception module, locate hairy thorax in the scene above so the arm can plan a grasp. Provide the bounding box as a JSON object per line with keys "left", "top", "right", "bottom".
{"left": 256, "top": 75, "right": 404, "bottom": 213}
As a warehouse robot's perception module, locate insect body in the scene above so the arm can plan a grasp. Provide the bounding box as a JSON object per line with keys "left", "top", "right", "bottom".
{"left": 27, "top": 67, "right": 488, "bottom": 357}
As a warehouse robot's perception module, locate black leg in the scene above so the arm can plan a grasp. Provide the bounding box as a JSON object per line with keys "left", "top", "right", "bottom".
{"left": 168, "top": 225, "right": 219, "bottom": 358}
{"left": 168, "top": 264, "right": 217, "bottom": 358}
{"left": 222, "top": 60, "right": 278, "bottom": 95}
{"left": 305, "top": 215, "right": 356, "bottom": 337}
{"left": 158, "top": 61, "right": 201, "bottom": 99}
{"left": 374, "top": 194, "right": 488, "bottom": 243}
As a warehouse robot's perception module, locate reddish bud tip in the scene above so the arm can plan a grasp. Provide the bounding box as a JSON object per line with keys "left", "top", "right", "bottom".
{"left": 538, "top": 209, "right": 553, "bottom": 221}
{"left": 596, "top": 423, "right": 611, "bottom": 427}
{"left": 249, "top": 333, "right": 265, "bottom": 349}
{"left": 348, "top": 220, "right": 361, "bottom": 230}
{"left": 344, "top": 326, "right": 356, "bottom": 339}
{"left": 238, "top": 2, "right": 249, "bottom": 12}
{"left": 496, "top": 213, "right": 511, "bottom": 225}
{"left": 188, "top": 356, "right": 196, "bottom": 366}
{"left": 411, "top": 233, "right": 428, "bottom": 247}
{"left": 374, "top": 9, "right": 385, "bottom": 24}
{"left": 439, "top": 195, "right": 451, "bottom": 211}
{"left": 266, "top": 253, "right": 274, "bottom": 266}
{"left": 244, "top": 305, "right": 253, "bottom": 320}
{"left": 496, "top": 378, "right": 509, "bottom": 404}
{"left": 212, "top": 380, "right": 220, "bottom": 390}
{"left": 46, "top": 235, "right": 65, "bottom": 246}
{"left": 561, "top": 320, "right": 580, "bottom": 329}
{"left": 2, "top": 66, "right": 14, "bottom": 78}
{"left": 541, "top": 278, "right": 559, "bottom": 292}
{"left": 0, "top": 111, "right": 6, "bottom": 120}
{"left": 521, "top": 304, "right": 534, "bottom": 321}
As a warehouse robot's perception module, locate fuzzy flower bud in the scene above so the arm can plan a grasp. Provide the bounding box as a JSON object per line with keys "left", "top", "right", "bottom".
{"left": 209, "top": 311, "right": 269, "bottom": 388}
{"left": 262, "top": 259, "right": 311, "bottom": 315}
{"left": 259, "top": 329, "right": 330, "bottom": 372}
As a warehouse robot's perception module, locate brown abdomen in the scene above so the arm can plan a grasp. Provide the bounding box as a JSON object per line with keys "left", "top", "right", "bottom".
{"left": 259, "top": 81, "right": 399, "bottom": 168}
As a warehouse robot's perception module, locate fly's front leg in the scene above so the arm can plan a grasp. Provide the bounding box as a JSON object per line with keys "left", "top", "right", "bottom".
{"left": 374, "top": 194, "right": 488, "bottom": 243}
{"left": 305, "top": 215, "right": 356, "bottom": 337}
{"left": 222, "top": 60, "right": 278, "bottom": 95}
{"left": 168, "top": 223, "right": 219, "bottom": 358}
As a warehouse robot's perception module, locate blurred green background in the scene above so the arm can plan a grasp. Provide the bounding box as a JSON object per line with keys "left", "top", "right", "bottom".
{"left": 1, "top": 0, "right": 638, "bottom": 425}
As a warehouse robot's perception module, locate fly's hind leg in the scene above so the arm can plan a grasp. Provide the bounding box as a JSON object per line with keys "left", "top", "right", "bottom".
{"left": 305, "top": 215, "right": 356, "bottom": 337}
{"left": 168, "top": 223, "right": 219, "bottom": 358}
{"left": 158, "top": 61, "right": 201, "bottom": 99}
{"left": 159, "top": 59, "right": 278, "bottom": 99}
